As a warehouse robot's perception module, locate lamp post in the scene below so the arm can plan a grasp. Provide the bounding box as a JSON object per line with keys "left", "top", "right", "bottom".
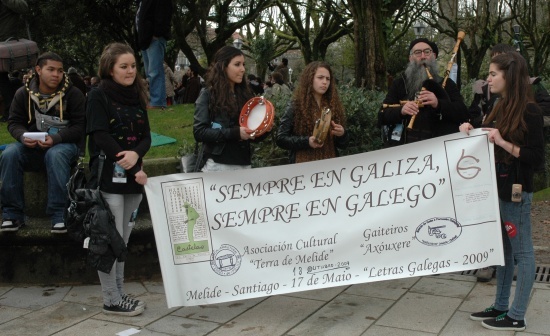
{"left": 413, "top": 21, "right": 426, "bottom": 38}
{"left": 288, "top": 68, "right": 293, "bottom": 83}
{"left": 512, "top": 24, "right": 521, "bottom": 52}
{"left": 512, "top": 24, "right": 531, "bottom": 73}
{"left": 233, "top": 37, "right": 243, "bottom": 50}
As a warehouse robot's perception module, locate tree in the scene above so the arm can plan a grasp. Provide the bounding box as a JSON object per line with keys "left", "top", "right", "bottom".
{"left": 247, "top": 31, "right": 276, "bottom": 78}
{"left": 274, "top": 0, "right": 352, "bottom": 63}
{"left": 508, "top": 0, "right": 550, "bottom": 76}
{"left": 27, "top": 0, "right": 138, "bottom": 75}
{"left": 346, "top": 0, "right": 438, "bottom": 89}
{"left": 425, "top": 0, "right": 513, "bottom": 80}
{"left": 172, "top": 0, "right": 275, "bottom": 75}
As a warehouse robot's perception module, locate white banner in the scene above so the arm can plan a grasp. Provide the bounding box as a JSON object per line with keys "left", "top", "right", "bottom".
{"left": 145, "top": 129, "right": 504, "bottom": 307}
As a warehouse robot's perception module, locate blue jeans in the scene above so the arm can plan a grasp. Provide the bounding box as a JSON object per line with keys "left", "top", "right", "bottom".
{"left": 0, "top": 142, "right": 79, "bottom": 224}
{"left": 494, "top": 192, "right": 535, "bottom": 320}
{"left": 142, "top": 37, "right": 167, "bottom": 107}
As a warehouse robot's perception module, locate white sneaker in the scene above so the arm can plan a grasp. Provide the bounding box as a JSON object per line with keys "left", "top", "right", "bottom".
{"left": 51, "top": 222, "right": 67, "bottom": 234}
{"left": 476, "top": 267, "right": 495, "bottom": 282}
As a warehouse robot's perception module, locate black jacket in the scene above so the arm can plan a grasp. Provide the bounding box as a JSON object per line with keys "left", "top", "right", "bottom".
{"left": 136, "top": 0, "right": 173, "bottom": 50}
{"left": 193, "top": 89, "right": 268, "bottom": 165}
{"left": 380, "top": 73, "right": 468, "bottom": 143}
{"left": 8, "top": 75, "right": 86, "bottom": 146}
{"left": 84, "top": 199, "right": 128, "bottom": 273}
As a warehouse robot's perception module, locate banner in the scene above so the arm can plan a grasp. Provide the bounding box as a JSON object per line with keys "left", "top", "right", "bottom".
{"left": 145, "top": 129, "right": 504, "bottom": 307}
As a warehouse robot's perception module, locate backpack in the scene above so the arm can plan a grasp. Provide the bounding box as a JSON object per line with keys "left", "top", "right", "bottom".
{"left": 63, "top": 152, "right": 106, "bottom": 242}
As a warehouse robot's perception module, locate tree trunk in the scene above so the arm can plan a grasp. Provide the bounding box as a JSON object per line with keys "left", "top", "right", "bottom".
{"left": 349, "top": 1, "right": 387, "bottom": 90}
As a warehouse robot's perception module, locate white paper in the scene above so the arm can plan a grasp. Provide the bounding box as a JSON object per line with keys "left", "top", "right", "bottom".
{"left": 116, "top": 328, "right": 140, "bottom": 336}
{"left": 23, "top": 132, "right": 48, "bottom": 142}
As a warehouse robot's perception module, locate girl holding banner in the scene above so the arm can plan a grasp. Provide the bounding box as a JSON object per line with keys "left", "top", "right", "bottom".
{"left": 460, "top": 52, "right": 544, "bottom": 332}
{"left": 276, "top": 61, "right": 348, "bottom": 163}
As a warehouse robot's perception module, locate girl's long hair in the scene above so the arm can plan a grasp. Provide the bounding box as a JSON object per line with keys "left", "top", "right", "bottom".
{"left": 98, "top": 42, "right": 148, "bottom": 108}
{"left": 292, "top": 61, "right": 346, "bottom": 135}
{"left": 484, "top": 52, "right": 532, "bottom": 161}
{"left": 205, "top": 46, "right": 253, "bottom": 118}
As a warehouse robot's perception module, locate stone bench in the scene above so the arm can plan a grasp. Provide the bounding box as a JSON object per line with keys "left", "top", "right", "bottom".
{"left": 0, "top": 158, "right": 179, "bottom": 284}
{"left": 11, "top": 157, "right": 180, "bottom": 217}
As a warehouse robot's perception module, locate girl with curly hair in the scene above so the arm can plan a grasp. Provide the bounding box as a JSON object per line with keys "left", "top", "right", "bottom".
{"left": 276, "top": 61, "right": 348, "bottom": 163}
{"left": 193, "top": 46, "right": 267, "bottom": 171}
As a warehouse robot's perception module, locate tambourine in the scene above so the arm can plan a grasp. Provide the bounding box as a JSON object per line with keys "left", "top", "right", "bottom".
{"left": 239, "top": 96, "right": 275, "bottom": 137}
{"left": 312, "top": 107, "right": 332, "bottom": 144}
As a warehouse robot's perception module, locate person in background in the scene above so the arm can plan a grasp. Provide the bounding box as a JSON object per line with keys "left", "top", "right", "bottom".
{"left": 83, "top": 75, "right": 92, "bottom": 92}
{"left": 276, "top": 61, "right": 348, "bottom": 163}
{"left": 462, "top": 52, "right": 543, "bottom": 332}
{"left": 174, "top": 65, "right": 189, "bottom": 104}
{"left": 0, "top": 52, "right": 85, "bottom": 233}
{"left": 0, "top": 0, "right": 29, "bottom": 122}
{"left": 193, "top": 46, "right": 269, "bottom": 172}
{"left": 67, "top": 67, "right": 87, "bottom": 96}
{"left": 135, "top": 0, "right": 173, "bottom": 109}
{"left": 86, "top": 42, "right": 151, "bottom": 317}
{"left": 269, "top": 57, "right": 289, "bottom": 84}
{"left": 91, "top": 76, "right": 100, "bottom": 88}
{"left": 183, "top": 64, "right": 202, "bottom": 104}
{"left": 163, "top": 61, "right": 176, "bottom": 106}
{"left": 247, "top": 74, "right": 263, "bottom": 95}
{"left": 269, "top": 71, "right": 291, "bottom": 99}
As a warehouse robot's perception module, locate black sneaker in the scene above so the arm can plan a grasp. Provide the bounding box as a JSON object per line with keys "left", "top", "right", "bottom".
{"left": 482, "top": 313, "right": 526, "bottom": 331}
{"left": 103, "top": 300, "right": 144, "bottom": 316}
{"left": 470, "top": 305, "right": 508, "bottom": 321}
{"left": 122, "top": 294, "right": 146, "bottom": 308}
{"left": 51, "top": 222, "right": 67, "bottom": 234}
{"left": 1, "top": 219, "right": 25, "bottom": 232}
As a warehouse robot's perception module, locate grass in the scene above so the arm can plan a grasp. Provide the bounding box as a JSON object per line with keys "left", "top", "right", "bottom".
{"left": 0, "top": 104, "right": 196, "bottom": 160}
{"left": 534, "top": 187, "right": 550, "bottom": 202}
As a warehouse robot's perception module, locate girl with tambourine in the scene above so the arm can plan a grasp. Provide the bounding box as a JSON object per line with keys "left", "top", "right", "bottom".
{"left": 276, "top": 61, "right": 348, "bottom": 163}
{"left": 193, "top": 46, "right": 269, "bottom": 172}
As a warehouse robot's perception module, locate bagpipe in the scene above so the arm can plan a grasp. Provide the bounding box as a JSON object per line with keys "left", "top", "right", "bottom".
{"left": 382, "top": 30, "right": 466, "bottom": 131}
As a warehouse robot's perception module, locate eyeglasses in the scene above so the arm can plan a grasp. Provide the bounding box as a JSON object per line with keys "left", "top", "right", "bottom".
{"left": 411, "top": 48, "right": 433, "bottom": 56}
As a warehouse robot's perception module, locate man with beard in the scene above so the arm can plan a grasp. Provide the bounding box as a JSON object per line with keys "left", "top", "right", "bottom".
{"left": 379, "top": 38, "right": 469, "bottom": 146}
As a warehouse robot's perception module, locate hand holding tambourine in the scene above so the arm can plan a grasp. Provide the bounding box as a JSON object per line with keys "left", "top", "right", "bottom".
{"left": 239, "top": 96, "right": 275, "bottom": 139}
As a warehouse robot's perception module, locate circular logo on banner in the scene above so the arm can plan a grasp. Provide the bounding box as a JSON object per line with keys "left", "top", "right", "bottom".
{"left": 415, "top": 217, "right": 462, "bottom": 246}
{"left": 210, "top": 244, "right": 242, "bottom": 276}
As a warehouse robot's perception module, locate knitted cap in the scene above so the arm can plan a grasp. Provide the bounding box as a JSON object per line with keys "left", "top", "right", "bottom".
{"left": 408, "top": 38, "right": 438, "bottom": 58}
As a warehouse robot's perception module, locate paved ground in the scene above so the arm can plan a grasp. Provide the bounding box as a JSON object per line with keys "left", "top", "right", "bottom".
{"left": 1, "top": 272, "right": 549, "bottom": 336}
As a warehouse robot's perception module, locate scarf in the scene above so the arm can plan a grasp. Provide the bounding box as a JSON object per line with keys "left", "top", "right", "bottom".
{"left": 294, "top": 104, "right": 336, "bottom": 163}
{"left": 99, "top": 78, "right": 142, "bottom": 107}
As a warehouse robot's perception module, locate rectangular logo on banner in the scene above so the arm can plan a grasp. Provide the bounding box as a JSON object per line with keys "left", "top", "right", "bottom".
{"left": 145, "top": 129, "right": 503, "bottom": 307}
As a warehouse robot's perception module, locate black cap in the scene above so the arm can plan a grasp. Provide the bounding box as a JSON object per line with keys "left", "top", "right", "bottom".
{"left": 408, "top": 38, "right": 438, "bottom": 58}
